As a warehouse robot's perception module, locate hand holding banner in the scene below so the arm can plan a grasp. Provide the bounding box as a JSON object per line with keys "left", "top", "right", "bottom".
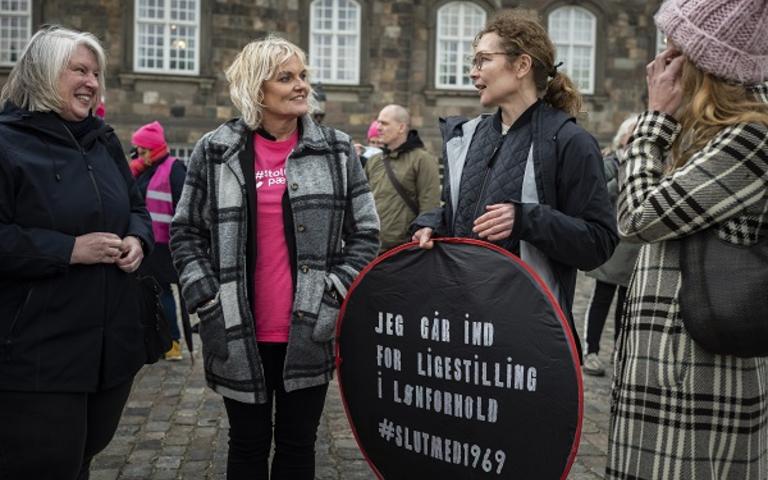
{"left": 337, "top": 239, "right": 583, "bottom": 479}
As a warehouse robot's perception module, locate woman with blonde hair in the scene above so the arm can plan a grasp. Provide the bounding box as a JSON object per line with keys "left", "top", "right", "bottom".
{"left": 607, "top": 0, "right": 768, "bottom": 478}
{"left": 170, "top": 35, "right": 379, "bottom": 479}
{"left": 412, "top": 11, "right": 618, "bottom": 352}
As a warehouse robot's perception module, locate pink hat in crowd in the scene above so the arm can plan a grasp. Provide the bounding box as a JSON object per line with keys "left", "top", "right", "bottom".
{"left": 94, "top": 102, "right": 106, "bottom": 118}
{"left": 655, "top": 0, "right": 768, "bottom": 85}
{"left": 131, "top": 121, "right": 167, "bottom": 149}
{"left": 367, "top": 121, "right": 380, "bottom": 142}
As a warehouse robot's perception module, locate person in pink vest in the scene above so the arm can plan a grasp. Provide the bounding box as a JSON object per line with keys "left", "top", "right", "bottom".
{"left": 130, "top": 121, "right": 188, "bottom": 360}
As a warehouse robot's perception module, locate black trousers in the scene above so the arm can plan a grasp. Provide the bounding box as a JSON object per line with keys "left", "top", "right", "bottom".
{"left": 584, "top": 280, "right": 628, "bottom": 355}
{"left": 0, "top": 378, "right": 133, "bottom": 480}
{"left": 223, "top": 343, "right": 328, "bottom": 480}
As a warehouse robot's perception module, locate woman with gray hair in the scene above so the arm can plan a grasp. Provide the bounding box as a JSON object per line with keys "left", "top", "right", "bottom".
{"left": 171, "top": 35, "right": 379, "bottom": 479}
{"left": 0, "top": 26, "right": 153, "bottom": 478}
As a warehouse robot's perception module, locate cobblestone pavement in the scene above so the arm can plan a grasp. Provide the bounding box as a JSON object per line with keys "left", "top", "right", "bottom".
{"left": 92, "top": 273, "right": 616, "bottom": 479}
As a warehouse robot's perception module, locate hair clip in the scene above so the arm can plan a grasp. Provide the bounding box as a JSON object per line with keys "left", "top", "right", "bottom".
{"left": 549, "top": 61, "right": 564, "bottom": 78}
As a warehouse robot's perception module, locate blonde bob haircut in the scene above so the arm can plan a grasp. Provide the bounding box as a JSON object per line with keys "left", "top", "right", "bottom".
{"left": 226, "top": 35, "right": 318, "bottom": 129}
{"left": 0, "top": 25, "right": 106, "bottom": 115}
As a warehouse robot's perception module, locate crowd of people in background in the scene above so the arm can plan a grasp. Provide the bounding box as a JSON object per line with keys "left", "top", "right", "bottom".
{"left": 0, "top": 0, "right": 767, "bottom": 478}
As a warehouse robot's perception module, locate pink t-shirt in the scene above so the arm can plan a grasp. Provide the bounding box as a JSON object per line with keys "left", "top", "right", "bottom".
{"left": 252, "top": 130, "right": 298, "bottom": 342}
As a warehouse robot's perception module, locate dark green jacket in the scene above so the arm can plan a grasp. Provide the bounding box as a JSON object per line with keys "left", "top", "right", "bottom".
{"left": 364, "top": 130, "right": 440, "bottom": 251}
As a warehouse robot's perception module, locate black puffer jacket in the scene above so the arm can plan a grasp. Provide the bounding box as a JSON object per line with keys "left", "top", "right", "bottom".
{"left": 0, "top": 103, "right": 153, "bottom": 392}
{"left": 413, "top": 102, "right": 618, "bottom": 353}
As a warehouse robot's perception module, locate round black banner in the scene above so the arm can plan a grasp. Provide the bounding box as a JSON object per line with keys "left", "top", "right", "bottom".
{"left": 336, "top": 239, "right": 582, "bottom": 479}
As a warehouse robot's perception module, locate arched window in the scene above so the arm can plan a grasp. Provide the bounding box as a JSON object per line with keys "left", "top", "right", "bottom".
{"left": 134, "top": 0, "right": 201, "bottom": 75}
{"left": 0, "top": 0, "right": 31, "bottom": 66}
{"left": 548, "top": 6, "right": 597, "bottom": 94}
{"left": 435, "top": 1, "right": 486, "bottom": 90}
{"left": 309, "top": 0, "right": 361, "bottom": 85}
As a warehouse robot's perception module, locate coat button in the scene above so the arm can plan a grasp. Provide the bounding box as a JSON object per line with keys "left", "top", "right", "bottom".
{"left": 297, "top": 224, "right": 305, "bottom": 232}
{"left": 301, "top": 265, "right": 309, "bottom": 273}
{"left": 291, "top": 183, "right": 299, "bottom": 191}
{"left": 297, "top": 311, "right": 304, "bottom": 320}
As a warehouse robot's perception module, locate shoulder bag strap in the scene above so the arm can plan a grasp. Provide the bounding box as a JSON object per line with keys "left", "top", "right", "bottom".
{"left": 381, "top": 156, "right": 419, "bottom": 216}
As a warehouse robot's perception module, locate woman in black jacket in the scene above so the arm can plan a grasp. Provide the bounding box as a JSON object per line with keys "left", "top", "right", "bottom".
{"left": 411, "top": 11, "right": 618, "bottom": 353}
{"left": 0, "top": 26, "right": 153, "bottom": 479}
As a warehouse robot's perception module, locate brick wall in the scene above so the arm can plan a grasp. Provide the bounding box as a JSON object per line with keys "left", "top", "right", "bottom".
{"left": 1, "top": 0, "right": 662, "bottom": 155}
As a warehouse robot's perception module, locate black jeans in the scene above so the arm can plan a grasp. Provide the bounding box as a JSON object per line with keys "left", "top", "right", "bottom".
{"left": 223, "top": 343, "right": 329, "bottom": 480}
{"left": 0, "top": 378, "right": 133, "bottom": 480}
{"left": 584, "top": 280, "right": 628, "bottom": 354}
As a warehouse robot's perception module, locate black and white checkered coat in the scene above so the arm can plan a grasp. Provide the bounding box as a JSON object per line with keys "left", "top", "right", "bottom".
{"left": 607, "top": 84, "right": 768, "bottom": 479}
{"left": 170, "top": 115, "right": 379, "bottom": 404}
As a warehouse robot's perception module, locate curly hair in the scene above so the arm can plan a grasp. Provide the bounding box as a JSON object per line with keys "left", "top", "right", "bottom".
{"left": 475, "top": 11, "right": 582, "bottom": 117}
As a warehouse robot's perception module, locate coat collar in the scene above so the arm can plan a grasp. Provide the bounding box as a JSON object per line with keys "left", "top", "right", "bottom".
{"left": 208, "top": 114, "right": 332, "bottom": 186}
{"left": 208, "top": 114, "right": 330, "bottom": 165}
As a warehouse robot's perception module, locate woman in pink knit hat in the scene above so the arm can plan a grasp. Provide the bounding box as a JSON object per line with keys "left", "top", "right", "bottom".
{"left": 131, "top": 121, "right": 189, "bottom": 361}
{"left": 607, "top": 0, "right": 768, "bottom": 478}
{"left": 355, "top": 120, "right": 383, "bottom": 167}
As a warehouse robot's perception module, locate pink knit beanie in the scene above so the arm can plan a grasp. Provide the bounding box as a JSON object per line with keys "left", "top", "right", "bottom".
{"left": 367, "top": 121, "right": 380, "bottom": 142}
{"left": 131, "top": 121, "right": 167, "bottom": 149}
{"left": 94, "top": 102, "right": 105, "bottom": 118}
{"left": 655, "top": 0, "right": 768, "bottom": 85}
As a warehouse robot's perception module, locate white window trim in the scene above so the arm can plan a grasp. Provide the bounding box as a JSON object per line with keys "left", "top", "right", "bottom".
{"left": 309, "top": 0, "right": 361, "bottom": 85}
{"left": 133, "top": 0, "right": 201, "bottom": 76}
{"left": 549, "top": 6, "right": 596, "bottom": 95}
{"left": 169, "top": 144, "right": 194, "bottom": 163}
{"left": 0, "top": 1, "right": 32, "bottom": 67}
{"left": 435, "top": 1, "right": 486, "bottom": 90}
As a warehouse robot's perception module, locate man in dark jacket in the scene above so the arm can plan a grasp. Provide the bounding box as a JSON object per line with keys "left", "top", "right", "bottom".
{"left": 364, "top": 105, "right": 441, "bottom": 252}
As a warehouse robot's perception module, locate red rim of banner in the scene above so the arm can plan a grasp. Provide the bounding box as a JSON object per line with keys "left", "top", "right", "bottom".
{"left": 334, "top": 238, "right": 584, "bottom": 480}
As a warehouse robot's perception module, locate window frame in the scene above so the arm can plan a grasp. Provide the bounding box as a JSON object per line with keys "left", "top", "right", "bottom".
{"left": 0, "top": 0, "right": 32, "bottom": 67}
{"left": 308, "top": 0, "right": 362, "bottom": 85}
{"left": 434, "top": 1, "right": 487, "bottom": 91}
{"left": 133, "top": 0, "right": 201, "bottom": 76}
{"left": 169, "top": 144, "right": 195, "bottom": 164}
{"left": 548, "top": 5, "right": 597, "bottom": 95}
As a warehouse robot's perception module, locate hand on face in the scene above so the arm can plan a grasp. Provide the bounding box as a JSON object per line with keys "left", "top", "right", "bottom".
{"left": 646, "top": 47, "right": 685, "bottom": 117}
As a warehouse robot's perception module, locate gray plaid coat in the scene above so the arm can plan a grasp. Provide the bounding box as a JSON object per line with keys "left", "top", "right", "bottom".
{"left": 607, "top": 84, "right": 768, "bottom": 479}
{"left": 170, "top": 115, "right": 379, "bottom": 404}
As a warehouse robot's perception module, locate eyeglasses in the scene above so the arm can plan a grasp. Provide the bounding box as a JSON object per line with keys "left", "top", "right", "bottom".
{"left": 466, "top": 51, "right": 509, "bottom": 71}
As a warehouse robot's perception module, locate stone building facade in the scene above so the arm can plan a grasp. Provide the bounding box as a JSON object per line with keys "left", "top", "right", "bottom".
{"left": 1, "top": 0, "right": 663, "bottom": 157}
